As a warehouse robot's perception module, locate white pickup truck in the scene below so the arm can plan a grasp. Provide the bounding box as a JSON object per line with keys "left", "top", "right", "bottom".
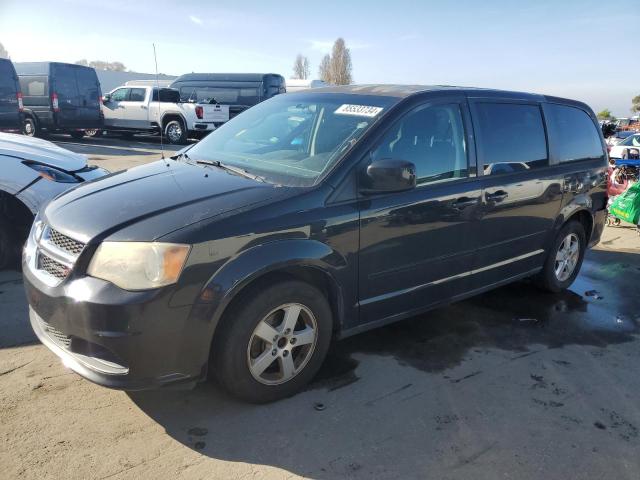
{"left": 101, "top": 84, "right": 230, "bottom": 144}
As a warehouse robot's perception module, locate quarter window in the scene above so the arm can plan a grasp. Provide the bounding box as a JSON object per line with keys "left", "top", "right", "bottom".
{"left": 475, "top": 103, "right": 548, "bottom": 175}
{"left": 371, "top": 104, "right": 468, "bottom": 184}
{"left": 544, "top": 104, "right": 604, "bottom": 162}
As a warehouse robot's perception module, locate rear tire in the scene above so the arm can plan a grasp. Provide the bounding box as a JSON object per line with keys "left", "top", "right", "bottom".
{"left": 212, "top": 279, "right": 333, "bottom": 403}
{"left": 164, "top": 119, "right": 187, "bottom": 145}
{"left": 84, "top": 129, "right": 101, "bottom": 137}
{"left": 535, "top": 220, "right": 586, "bottom": 293}
{"left": 22, "top": 116, "right": 38, "bottom": 137}
{"left": 70, "top": 131, "right": 85, "bottom": 140}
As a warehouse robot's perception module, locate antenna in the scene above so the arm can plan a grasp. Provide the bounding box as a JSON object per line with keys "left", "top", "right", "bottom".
{"left": 153, "top": 43, "right": 165, "bottom": 160}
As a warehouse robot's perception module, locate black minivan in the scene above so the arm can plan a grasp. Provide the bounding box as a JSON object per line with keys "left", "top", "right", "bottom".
{"left": 24, "top": 85, "right": 608, "bottom": 402}
{"left": 0, "top": 58, "right": 23, "bottom": 131}
{"left": 15, "top": 62, "right": 102, "bottom": 138}
{"left": 170, "top": 73, "right": 286, "bottom": 118}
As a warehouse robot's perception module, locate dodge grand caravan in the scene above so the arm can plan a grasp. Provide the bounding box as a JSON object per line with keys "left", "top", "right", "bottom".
{"left": 24, "top": 85, "right": 608, "bottom": 402}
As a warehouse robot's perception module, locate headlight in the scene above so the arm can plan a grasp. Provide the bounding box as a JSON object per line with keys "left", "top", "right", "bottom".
{"left": 25, "top": 162, "right": 80, "bottom": 183}
{"left": 87, "top": 242, "right": 190, "bottom": 291}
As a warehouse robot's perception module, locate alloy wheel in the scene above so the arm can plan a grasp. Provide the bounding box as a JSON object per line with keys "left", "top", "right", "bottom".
{"left": 247, "top": 303, "right": 318, "bottom": 385}
{"left": 554, "top": 233, "right": 580, "bottom": 281}
{"left": 166, "top": 122, "right": 183, "bottom": 143}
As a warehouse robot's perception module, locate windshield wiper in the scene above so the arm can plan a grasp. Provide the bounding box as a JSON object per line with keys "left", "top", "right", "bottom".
{"left": 170, "top": 151, "right": 190, "bottom": 161}
{"left": 195, "top": 159, "right": 266, "bottom": 183}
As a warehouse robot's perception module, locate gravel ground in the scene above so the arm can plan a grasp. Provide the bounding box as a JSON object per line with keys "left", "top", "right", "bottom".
{"left": 1, "top": 135, "right": 639, "bottom": 480}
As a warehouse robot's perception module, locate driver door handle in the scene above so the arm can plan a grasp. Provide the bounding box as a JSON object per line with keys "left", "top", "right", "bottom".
{"left": 452, "top": 197, "right": 478, "bottom": 209}
{"left": 485, "top": 190, "right": 508, "bottom": 202}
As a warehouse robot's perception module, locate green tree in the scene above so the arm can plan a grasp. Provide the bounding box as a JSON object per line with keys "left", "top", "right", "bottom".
{"left": 597, "top": 109, "right": 615, "bottom": 121}
{"left": 632, "top": 95, "right": 640, "bottom": 113}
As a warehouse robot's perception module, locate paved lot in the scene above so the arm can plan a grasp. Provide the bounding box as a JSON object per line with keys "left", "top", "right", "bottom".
{"left": 1, "top": 135, "right": 640, "bottom": 479}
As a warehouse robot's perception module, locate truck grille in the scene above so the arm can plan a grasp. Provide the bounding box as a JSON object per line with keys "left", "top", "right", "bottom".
{"left": 39, "top": 253, "right": 70, "bottom": 280}
{"left": 49, "top": 228, "right": 85, "bottom": 256}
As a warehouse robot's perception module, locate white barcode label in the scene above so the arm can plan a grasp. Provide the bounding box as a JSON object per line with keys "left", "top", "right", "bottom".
{"left": 334, "top": 104, "right": 383, "bottom": 117}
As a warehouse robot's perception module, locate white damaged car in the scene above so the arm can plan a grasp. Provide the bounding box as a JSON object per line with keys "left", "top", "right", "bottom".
{"left": 0, "top": 132, "right": 109, "bottom": 268}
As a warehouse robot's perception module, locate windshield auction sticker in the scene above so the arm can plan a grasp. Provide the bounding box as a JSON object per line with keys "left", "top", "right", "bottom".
{"left": 334, "top": 104, "right": 383, "bottom": 117}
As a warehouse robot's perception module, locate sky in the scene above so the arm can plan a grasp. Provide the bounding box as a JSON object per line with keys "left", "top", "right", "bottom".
{"left": 1, "top": 0, "right": 638, "bottom": 116}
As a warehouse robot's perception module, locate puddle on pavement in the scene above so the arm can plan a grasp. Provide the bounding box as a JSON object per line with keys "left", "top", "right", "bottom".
{"left": 311, "top": 253, "right": 640, "bottom": 390}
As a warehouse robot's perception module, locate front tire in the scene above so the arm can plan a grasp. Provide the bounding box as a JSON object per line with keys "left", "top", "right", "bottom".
{"left": 0, "top": 215, "right": 17, "bottom": 270}
{"left": 70, "top": 131, "right": 85, "bottom": 139}
{"left": 212, "top": 279, "right": 333, "bottom": 403}
{"left": 22, "top": 116, "right": 38, "bottom": 137}
{"left": 535, "top": 220, "right": 586, "bottom": 293}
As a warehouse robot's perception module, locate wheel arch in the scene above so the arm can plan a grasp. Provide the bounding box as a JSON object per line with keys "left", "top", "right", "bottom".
{"left": 0, "top": 189, "right": 35, "bottom": 243}
{"left": 200, "top": 240, "right": 348, "bottom": 361}
{"left": 160, "top": 112, "right": 187, "bottom": 129}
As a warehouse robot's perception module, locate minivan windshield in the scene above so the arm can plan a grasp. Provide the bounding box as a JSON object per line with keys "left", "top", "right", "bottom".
{"left": 184, "top": 93, "right": 398, "bottom": 186}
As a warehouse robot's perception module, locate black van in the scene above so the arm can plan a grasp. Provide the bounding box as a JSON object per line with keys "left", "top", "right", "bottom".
{"left": 0, "top": 58, "right": 23, "bottom": 131}
{"left": 170, "top": 73, "right": 285, "bottom": 118}
{"left": 24, "top": 85, "right": 608, "bottom": 403}
{"left": 15, "top": 62, "right": 103, "bottom": 138}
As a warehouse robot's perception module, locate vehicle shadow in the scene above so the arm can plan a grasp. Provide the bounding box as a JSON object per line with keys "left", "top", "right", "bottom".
{"left": 129, "top": 248, "right": 640, "bottom": 478}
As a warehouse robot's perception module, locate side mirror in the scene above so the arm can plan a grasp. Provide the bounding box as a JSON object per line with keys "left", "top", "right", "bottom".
{"left": 102, "top": 94, "right": 110, "bottom": 103}
{"left": 361, "top": 158, "right": 416, "bottom": 194}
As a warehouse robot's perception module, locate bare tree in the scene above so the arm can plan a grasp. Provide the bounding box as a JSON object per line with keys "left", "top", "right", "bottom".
{"left": 292, "top": 54, "right": 310, "bottom": 80}
{"left": 75, "top": 59, "right": 127, "bottom": 72}
{"left": 329, "top": 38, "right": 352, "bottom": 85}
{"left": 318, "top": 54, "right": 331, "bottom": 83}
{"left": 0, "top": 42, "right": 9, "bottom": 59}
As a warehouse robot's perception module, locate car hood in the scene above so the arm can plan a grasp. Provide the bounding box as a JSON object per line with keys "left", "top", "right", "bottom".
{"left": 43, "top": 160, "right": 290, "bottom": 242}
{"left": 0, "top": 132, "right": 87, "bottom": 171}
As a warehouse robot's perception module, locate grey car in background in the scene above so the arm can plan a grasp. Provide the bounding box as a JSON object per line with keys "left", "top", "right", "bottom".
{"left": 0, "top": 132, "right": 108, "bottom": 268}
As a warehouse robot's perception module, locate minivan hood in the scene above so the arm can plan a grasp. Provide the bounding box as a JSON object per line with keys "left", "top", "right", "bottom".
{"left": 44, "top": 160, "right": 288, "bottom": 241}
{"left": 0, "top": 132, "right": 87, "bottom": 171}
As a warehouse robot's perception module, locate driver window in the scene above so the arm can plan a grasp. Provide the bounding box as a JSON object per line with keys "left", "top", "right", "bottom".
{"left": 110, "top": 88, "right": 129, "bottom": 102}
{"left": 371, "top": 104, "right": 468, "bottom": 184}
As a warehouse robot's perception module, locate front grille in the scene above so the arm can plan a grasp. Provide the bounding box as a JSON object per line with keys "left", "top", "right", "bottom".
{"left": 49, "top": 228, "right": 85, "bottom": 256}
{"left": 39, "top": 253, "right": 70, "bottom": 280}
{"left": 42, "top": 321, "right": 71, "bottom": 349}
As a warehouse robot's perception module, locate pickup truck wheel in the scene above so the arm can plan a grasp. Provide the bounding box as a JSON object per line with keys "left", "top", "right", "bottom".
{"left": 22, "top": 117, "right": 38, "bottom": 137}
{"left": 164, "top": 119, "right": 187, "bottom": 144}
{"left": 535, "top": 220, "right": 586, "bottom": 293}
{"left": 70, "top": 131, "right": 85, "bottom": 139}
{"left": 212, "top": 279, "right": 333, "bottom": 403}
{"left": 85, "top": 129, "right": 101, "bottom": 137}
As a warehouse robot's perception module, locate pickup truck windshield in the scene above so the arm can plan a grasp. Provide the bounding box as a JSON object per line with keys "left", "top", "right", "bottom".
{"left": 185, "top": 93, "right": 397, "bottom": 187}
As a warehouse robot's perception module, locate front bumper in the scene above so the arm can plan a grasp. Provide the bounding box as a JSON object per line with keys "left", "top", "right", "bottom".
{"left": 23, "top": 253, "right": 209, "bottom": 390}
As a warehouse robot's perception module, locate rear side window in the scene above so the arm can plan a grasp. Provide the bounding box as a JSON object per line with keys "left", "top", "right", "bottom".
{"left": 543, "top": 104, "right": 604, "bottom": 162}
{"left": 19, "top": 76, "right": 47, "bottom": 96}
{"left": 474, "top": 103, "right": 548, "bottom": 175}
{"left": 129, "top": 88, "right": 146, "bottom": 102}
